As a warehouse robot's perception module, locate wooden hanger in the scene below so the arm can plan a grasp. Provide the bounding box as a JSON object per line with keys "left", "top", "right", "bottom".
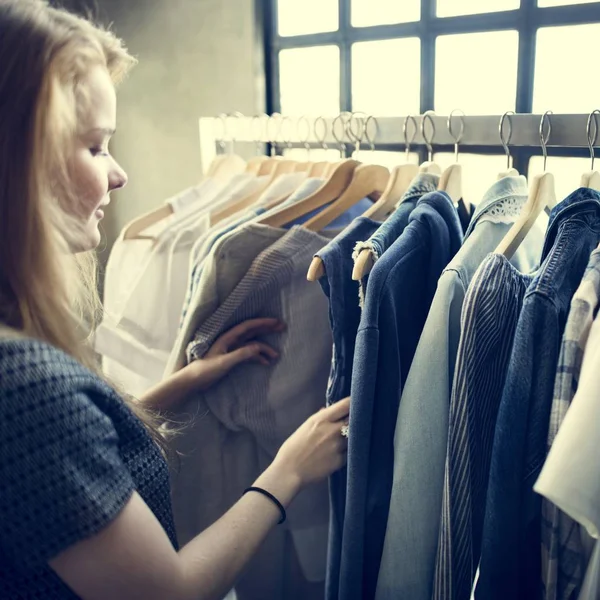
{"left": 362, "top": 164, "right": 419, "bottom": 221}
{"left": 495, "top": 172, "right": 556, "bottom": 260}
{"left": 362, "top": 117, "right": 421, "bottom": 222}
{"left": 350, "top": 158, "right": 442, "bottom": 281}
{"left": 122, "top": 204, "right": 174, "bottom": 240}
{"left": 294, "top": 162, "right": 312, "bottom": 173}
{"left": 258, "top": 159, "right": 361, "bottom": 228}
{"left": 439, "top": 163, "right": 464, "bottom": 204}
{"left": 419, "top": 161, "right": 442, "bottom": 175}
{"left": 211, "top": 154, "right": 246, "bottom": 182}
{"left": 308, "top": 162, "right": 330, "bottom": 177}
{"left": 245, "top": 156, "right": 269, "bottom": 175}
{"left": 581, "top": 110, "right": 600, "bottom": 191}
{"left": 305, "top": 164, "right": 390, "bottom": 281}
{"left": 496, "top": 111, "right": 557, "bottom": 260}
{"left": 498, "top": 167, "right": 520, "bottom": 180}
{"left": 304, "top": 165, "right": 389, "bottom": 232}
{"left": 581, "top": 170, "right": 600, "bottom": 190}
{"left": 439, "top": 111, "right": 470, "bottom": 213}
{"left": 206, "top": 155, "right": 226, "bottom": 177}
{"left": 211, "top": 159, "right": 298, "bottom": 225}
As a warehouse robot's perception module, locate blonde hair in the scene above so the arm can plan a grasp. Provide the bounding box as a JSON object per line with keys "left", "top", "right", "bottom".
{"left": 0, "top": 0, "right": 166, "bottom": 444}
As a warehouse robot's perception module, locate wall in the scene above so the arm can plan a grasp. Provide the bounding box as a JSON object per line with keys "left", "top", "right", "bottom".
{"left": 62, "top": 0, "right": 266, "bottom": 259}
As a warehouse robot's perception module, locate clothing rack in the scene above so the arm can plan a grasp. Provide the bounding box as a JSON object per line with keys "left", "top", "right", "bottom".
{"left": 199, "top": 112, "right": 599, "bottom": 176}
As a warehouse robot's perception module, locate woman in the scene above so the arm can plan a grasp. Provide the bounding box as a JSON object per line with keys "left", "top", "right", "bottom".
{"left": 0, "top": 1, "right": 350, "bottom": 599}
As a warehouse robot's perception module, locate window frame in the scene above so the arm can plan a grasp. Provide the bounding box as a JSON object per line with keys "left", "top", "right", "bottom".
{"left": 264, "top": 0, "right": 600, "bottom": 172}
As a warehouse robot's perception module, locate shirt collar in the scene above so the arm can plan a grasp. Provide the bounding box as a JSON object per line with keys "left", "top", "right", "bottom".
{"left": 543, "top": 187, "right": 600, "bottom": 257}
{"left": 400, "top": 172, "right": 440, "bottom": 204}
{"left": 464, "top": 175, "right": 529, "bottom": 239}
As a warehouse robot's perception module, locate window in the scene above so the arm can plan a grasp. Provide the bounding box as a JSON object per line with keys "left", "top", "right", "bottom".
{"left": 269, "top": 0, "right": 600, "bottom": 197}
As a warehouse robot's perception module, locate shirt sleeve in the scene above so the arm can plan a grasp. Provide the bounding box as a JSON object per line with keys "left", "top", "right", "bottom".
{"left": 0, "top": 381, "right": 135, "bottom": 568}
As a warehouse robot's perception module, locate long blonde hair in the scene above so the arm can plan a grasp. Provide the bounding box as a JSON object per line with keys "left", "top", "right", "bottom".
{"left": 0, "top": 0, "right": 166, "bottom": 443}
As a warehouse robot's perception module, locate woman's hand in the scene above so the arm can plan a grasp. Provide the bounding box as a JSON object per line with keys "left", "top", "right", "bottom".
{"left": 186, "top": 317, "right": 285, "bottom": 390}
{"left": 267, "top": 398, "right": 350, "bottom": 493}
{"left": 140, "top": 318, "right": 284, "bottom": 412}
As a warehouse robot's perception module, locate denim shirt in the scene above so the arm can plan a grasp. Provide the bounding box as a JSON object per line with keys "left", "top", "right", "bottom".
{"left": 315, "top": 217, "right": 383, "bottom": 600}
{"left": 340, "top": 192, "right": 464, "bottom": 600}
{"left": 477, "top": 188, "right": 600, "bottom": 600}
{"left": 354, "top": 172, "right": 440, "bottom": 259}
{"left": 376, "top": 176, "right": 544, "bottom": 600}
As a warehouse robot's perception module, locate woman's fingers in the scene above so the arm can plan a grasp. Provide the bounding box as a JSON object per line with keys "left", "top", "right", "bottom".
{"left": 323, "top": 397, "right": 351, "bottom": 422}
{"left": 218, "top": 318, "right": 285, "bottom": 349}
{"left": 222, "top": 342, "right": 280, "bottom": 370}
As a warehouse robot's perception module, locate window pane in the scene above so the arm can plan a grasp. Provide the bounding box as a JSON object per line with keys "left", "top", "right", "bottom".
{"left": 435, "top": 31, "right": 518, "bottom": 115}
{"left": 279, "top": 46, "right": 340, "bottom": 116}
{"left": 533, "top": 25, "right": 600, "bottom": 113}
{"left": 277, "top": 0, "right": 338, "bottom": 37}
{"left": 528, "top": 156, "right": 592, "bottom": 202}
{"left": 538, "top": 0, "right": 599, "bottom": 6}
{"left": 434, "top": 153, "right": 511, "bottom": 206}
{"left": 352, "top": 0, "right": 420, "bottom": 27}
{"left": 352, "top": 39, "right": 421, "bottom": 116}
{"left": 437, "top": 0, "right": 519, "bottom": 17}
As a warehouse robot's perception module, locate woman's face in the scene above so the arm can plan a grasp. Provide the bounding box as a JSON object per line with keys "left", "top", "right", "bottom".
{"left": 69, "top": 65, "right": 127, "bottom": 251}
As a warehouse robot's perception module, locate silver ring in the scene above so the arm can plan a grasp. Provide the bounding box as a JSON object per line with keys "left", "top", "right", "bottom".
{"left": 341, "top": 424, "right": 349, "bottom": 438}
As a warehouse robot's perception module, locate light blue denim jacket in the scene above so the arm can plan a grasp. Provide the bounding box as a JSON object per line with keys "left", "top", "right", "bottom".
{"left": 375, "top": 176, "right": 544, "bottom": 600}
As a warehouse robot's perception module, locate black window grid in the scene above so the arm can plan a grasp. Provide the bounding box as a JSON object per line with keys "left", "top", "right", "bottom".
{"left": 263, "top": 0, "right": 600, "bottom": 172}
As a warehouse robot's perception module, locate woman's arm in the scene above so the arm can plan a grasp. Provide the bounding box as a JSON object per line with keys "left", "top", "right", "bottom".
{"left": 50, "top": 398, "right": 350, "bottom": 600}
{"left": 140, "top": 318, "right": 284, "bottom": 412}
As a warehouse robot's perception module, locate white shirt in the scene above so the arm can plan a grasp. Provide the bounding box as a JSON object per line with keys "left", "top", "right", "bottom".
{"left": 535, "top": 312, "right": 600, "bottom": 599}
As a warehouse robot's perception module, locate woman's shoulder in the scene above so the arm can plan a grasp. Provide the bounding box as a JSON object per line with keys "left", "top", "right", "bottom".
{"left": 0, "top": 334, "right": 115, "bottom": 412}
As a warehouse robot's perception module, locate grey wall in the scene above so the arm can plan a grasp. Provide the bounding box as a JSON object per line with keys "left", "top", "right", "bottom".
{"left": 79, "top": 0, "right": 266, "bottom": 260}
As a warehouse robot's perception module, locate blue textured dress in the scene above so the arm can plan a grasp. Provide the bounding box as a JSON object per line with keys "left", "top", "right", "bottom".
{"left": 0, "top": 337, "right": 177, "bottom": 598}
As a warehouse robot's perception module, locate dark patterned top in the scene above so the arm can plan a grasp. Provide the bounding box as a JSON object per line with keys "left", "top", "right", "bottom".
{"left": 0, "top": 337, "right": 177, "bottom": 599}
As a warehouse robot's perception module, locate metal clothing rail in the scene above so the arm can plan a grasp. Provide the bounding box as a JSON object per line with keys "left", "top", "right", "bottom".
{"left": 198, "top": 112, "right": 599, "bottom": 174}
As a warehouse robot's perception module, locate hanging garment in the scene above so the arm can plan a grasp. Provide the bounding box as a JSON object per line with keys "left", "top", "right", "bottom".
{"left": 172, "top": 226, "right": 341, "bottom": 599}
{"left": 340, "top": 191, "right": 464, "bottom": 600}
{"left": 534, "top": 306, "right": 600, "bottom": 600}
{"left": 313, "top": 216, "right": 384, "bottom": 600}
{"left": 436, "top": 252, "right": 535, "bottom": 600}
{"left": 352, "top": 172, "right": 440, "bottom": 303}
{"left": 533, "top": 245, "right": 600, "bottom": 600}
{"left": 168, "top": 177, "right": 327, "bottom": 376}
{"left": 376, "top": 176, "right": 544, "bottom": 600}
{"left": 476, "top": 188, "right": 600, "bottom": 600}
{"left": 98, "top": 183, "right": 224, "bottom": 396}
{"left": 96, "top": 210, "right": 213, "bottom": 395}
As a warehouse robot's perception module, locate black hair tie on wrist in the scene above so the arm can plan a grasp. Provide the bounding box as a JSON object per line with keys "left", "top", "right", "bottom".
{"left": 243, "top": 487, "right": 287, "bottom": 525}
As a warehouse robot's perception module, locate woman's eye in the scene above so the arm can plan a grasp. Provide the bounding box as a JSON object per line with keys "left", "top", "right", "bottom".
{"left": 90, "top": 147, "right": 108, "bottom": 157}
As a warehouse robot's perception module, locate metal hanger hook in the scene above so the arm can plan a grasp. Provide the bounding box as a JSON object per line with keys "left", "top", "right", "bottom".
{"left": 448, "top": 109, "right": 465, "bottom": 163}
{"left": 333, "top": 111, "right": 352, "bottom": 158}
{"left": 499, "top": 111, "right": 515, "bottom": 169}
{"left": 540, "top": 110, "right": 553, "bottom": 172}
{"left": 215, "top": 113, "right": 228, "bottom": 155}
{"left": 252, "top": 113, "right": 269, "bottom": 155}
{"left": 297, "top": 115, "right": 312, "bottom": 157}
{"left": 281, "top": 115, "right": 294, "bottom": 151}
{"left": 421, "top": 111, "right": 436, "bottom": 161}
{"left": 403, "top": 115, "right": 418, "bottom": 161}
{"left": 268, "top": 112, "right": 283, "bottom": 157}
{"left": 314, "top": 116, "right": 329, "bottom": 151}
{"left": 347, "top": 111, "right": 367, "bottom": 157}
{"left": 586, "top": 109, "right": 600, "bottom": 171}
{"left": 364, "top": 115, "right": 378, "bottom": 153}
{"left": 228, "top": 111, "right": 245, "bottom": 154}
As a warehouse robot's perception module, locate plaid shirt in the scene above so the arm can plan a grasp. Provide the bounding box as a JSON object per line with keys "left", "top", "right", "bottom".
{"left": 541, "top": 245, "right": 600, "bottom": 600}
